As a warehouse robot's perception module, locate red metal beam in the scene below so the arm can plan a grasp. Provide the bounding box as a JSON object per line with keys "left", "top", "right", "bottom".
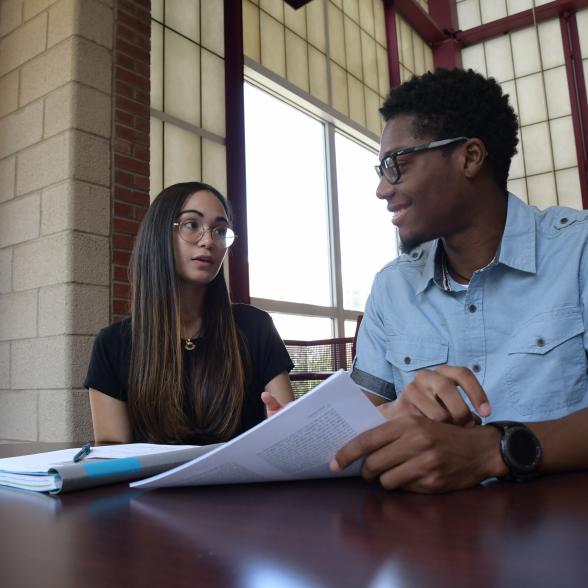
{"left": 429, "top": 0, "right": 461, "bottom": 69}
{"left": 561, "top": 12, "right": 588, "bottom": 208}
{"left": 224, "top": 0, "right": 250, "bottom": 303}
{"left": 384, "top": 1, "right": 402, "bottom": 88}
{"left": 456, "top": 0, "right": 588, "bottom": 47}
{"left": 393, "top": 0, "right": 447, "bottom": 44}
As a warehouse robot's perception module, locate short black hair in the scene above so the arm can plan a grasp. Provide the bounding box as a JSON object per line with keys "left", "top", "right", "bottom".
{"left": 380, "top": 68, "right": 519, "bottom": 191}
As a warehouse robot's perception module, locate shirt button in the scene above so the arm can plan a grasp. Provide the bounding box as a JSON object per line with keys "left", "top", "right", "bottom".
{"left": 468, "top": 304, "right": 477, "bottom": 313}
{"left": 404, "top": 356, "right": 411, "bottom": 365}
{"left": 472, "top": 364, "right": 481, "bottom": 373}
{"left": 560, "top": 217, "right": 569, "bottom": 224}
{"left": 536, "top": 337, "right": 545, "bottom": 347}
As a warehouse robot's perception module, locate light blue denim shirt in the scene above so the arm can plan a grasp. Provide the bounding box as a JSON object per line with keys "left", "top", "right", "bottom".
{"left": 352, "top": 193, "right": 588, "bottom": 422}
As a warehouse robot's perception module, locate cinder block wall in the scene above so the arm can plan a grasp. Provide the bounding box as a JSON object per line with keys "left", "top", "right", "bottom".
{"left": 0, "top": 0, "right": 114, "bottom": 441}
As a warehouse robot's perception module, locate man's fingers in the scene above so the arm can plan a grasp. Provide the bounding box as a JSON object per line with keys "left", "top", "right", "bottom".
{"left": 331, "top": 421, "right": 402, "bottom": 471}
{"left": 434, "top": 365, "right": 491, "bottom": 417}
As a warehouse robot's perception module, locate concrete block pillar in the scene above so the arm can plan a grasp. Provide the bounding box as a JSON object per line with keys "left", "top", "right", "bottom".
{"left": 0, "top": 0, "right": 114, "bottom": 442}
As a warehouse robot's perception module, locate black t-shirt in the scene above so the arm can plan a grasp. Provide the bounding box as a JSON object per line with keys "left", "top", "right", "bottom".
{"left": 84, "top": 304, "right": 293, "bottom": 442}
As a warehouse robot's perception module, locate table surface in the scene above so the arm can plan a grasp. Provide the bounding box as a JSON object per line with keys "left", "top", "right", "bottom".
{"left": 1, "top": 442, "right": 587, "bottom": 588}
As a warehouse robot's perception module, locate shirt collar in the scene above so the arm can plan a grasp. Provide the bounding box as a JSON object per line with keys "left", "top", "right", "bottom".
{"left": 496, "top": 192, "right": 536, "bottom": 274}
{"left": 415, "top": 193, "right": 536, "bottom": 295}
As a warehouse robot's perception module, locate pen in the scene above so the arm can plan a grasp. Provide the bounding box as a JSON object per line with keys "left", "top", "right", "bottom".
{"left": 73, "top": 442, "right": 92, "bottom": 463}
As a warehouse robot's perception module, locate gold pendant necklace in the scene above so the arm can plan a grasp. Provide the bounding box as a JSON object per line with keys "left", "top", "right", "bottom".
{"left": 184, "top": 338, "right": 196, "bottom": 351}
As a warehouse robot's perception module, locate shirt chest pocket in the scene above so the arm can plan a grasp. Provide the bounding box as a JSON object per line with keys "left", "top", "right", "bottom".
{"left": 385, "top": 335, "right": 449, "bottom": 392}
{"left": 506, "top": 308, "right": 586, "bottom": 416}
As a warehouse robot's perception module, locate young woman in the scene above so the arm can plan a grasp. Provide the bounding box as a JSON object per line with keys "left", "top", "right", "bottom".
{"left": 85, "top": 182, "right": 294, "bottom": 444}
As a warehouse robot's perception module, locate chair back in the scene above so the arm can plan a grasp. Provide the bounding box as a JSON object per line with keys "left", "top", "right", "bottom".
{"left": 284, "top": 337, "right": 354, "bottom": 398}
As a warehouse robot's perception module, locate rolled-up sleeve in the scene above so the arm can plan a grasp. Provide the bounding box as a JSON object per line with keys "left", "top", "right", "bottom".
{"left": 351, "top": 274, "right": 396, "bottom": 401}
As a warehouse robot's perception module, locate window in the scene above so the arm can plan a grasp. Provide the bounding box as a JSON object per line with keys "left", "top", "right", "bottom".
{"left": 244, "top": 83, "right": 398, "bottom": 340}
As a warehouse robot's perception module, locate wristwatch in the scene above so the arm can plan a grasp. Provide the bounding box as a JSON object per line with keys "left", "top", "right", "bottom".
{"left": 486, "top": 421, "right": 542, "bottom": 482}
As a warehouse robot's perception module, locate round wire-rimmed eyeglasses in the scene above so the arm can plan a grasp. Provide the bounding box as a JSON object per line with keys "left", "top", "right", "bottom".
{"left": 173, "top": 219, "right": 236, "bottom": 248}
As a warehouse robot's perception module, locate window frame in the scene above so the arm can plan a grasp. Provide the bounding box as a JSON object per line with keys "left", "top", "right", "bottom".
{"left": 243, "top": 62, "right": 386, "bottom": 338}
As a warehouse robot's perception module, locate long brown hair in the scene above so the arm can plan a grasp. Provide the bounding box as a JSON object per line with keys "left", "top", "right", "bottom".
{"left": 128, "top": 182, "right": 246, "bottom": 443}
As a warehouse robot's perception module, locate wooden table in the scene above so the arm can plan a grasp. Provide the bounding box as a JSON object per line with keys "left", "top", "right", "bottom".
{"left": 1, "top": 443, "right": 587, "bottom": 588}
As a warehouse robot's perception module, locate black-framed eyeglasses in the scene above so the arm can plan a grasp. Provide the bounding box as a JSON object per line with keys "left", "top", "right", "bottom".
{"left": 173, "top": 219, "right": 236, "bottom": 248}
{"left": 374, "top": 137, "right": 469, "bottom": 185}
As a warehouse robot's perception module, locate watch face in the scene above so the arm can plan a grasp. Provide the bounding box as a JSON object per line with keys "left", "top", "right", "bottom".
{"left": 508, "top": 427, "right": 541, "bottom": 471}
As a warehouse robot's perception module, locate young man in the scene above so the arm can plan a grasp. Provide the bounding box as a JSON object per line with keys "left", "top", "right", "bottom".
{"left": 331, "top": 68, "right": 588, "bottom": 493}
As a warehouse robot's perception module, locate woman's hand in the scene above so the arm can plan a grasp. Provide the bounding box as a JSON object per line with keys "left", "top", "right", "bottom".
{"left": 261, "top": 371, "right": 295, "bottom": 418}
{"left": 261, "top": 392, "right": 292, "bottom": 418}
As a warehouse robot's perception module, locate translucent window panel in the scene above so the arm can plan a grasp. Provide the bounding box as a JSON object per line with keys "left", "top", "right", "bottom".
{"left": 364, "top": 86, "right": 382, "bottom": 136}
{"left": 507, "top": 177, "right": 528, "bottom": 202}
{"left": 343, "top": 0, "right": 359, "bottom": 23}
{"left": 484, "top": 36, "right": 514, "bottom": 83}
{"left": 270, "top": 313, "right": 333, "bottom": 340}
{"left": 578, "top": 9, "right": 588, "bottom": 58}
{"left": 480, "top": 0, "right": 507, "bottom": 24}
{"left": 331, "top": 62, "right": 349, "bottom": 116}
{"left": 243, "top": 0, "right": 261, "bottom": 62}
{"left": 457, "top": 0, "right": 482, "bottom": 30}
{"left": 411, "top": 33, "right": 423, "bottom": 75}
{"left": 500, "top": 80, "right": 519, "bottom": 117}
{"left": 550, "top": 117, "right": 578, "bottom": 170}
{"left": 201, "top": 49, "right": 225, "bottom": 137}
{"left": 151, "top": 21, "right": 163, "bottom": 111}
{"left": 260, "top": 0, "right": 284, "bottom": 22}
{"left": 376, "top": 45, "right": 390, "bottom": 97}
{"left": 359, "top": 0, "right": 375, "bottom": 37}
{"left": 202, "top": 138, "right": 227, "bottom": 197}
{"left": 152, "top": 0, "right": 163, "bottom": 22}
{"left": 328, "top": 3, "right": 346, "bottom": 68}
{"left": 361, "top": 31, "right": 378, "bottom": 92}
{"left": 424, "top": 46, "right": 434, "bottom": 73}
{"left": 201, "top": 0, "right": 224, "bottom": 57}
{"left": 286, "top": 30, "right": 310, "bottom": 93}
{"left": 399, "top": 18, "right": 415, "bottom": 73}
{"left": 244, "top": 84, "right": 331, "bottom": 306}
{"left": 308, "top": 47, "right": 329, "bottom": 104}
{"left": 461, "top": 44, "right": 487, "bottom": 76}
{"left": 165, "top": 0, "right": 200, "bottom": 43}
{"left": 516, "top": 73, "right": 547, "bottom": 126}
{"left": 284, "top": 3, "right": 306, "bottom": 37}
{"left": 538, "top": 19, "right": 564, "bottom": 69}
{"left": 544, "top": 66, "right": 572, "bottom": 119}
{"left": 527, "top": 172, "right": 556, "bottom": 209}
{"left": 506, "top": 0, "right": 534, "bottom": 14}
{"left": 348, "top": 74, "right": 366, "bottom": 126}
{"left": 509, "top": 144, "right": 526, "bottom": 179}
{"left": 163, "top": 122, "right": 201, "bottom": 187}
{"left": 521, "top": 122, "right": 553, "bottom": 175}
{"left": 344, "top": 16, "right": 362, "bottom": 80}
{"left": 511, "top": 28, "right": 541, "bottom": 77}
{"left": 150, "top": 117, "right": 163, "bottom": 201}
{"left": 164, "top": 29, "right": 200, "bottom": 127}
{"left": 344, "top": 320, "right": 358, "bottom": 338}
{"left": 335, "top": 132, "right": 398, "bottom": 312}
{"left": 260, "top": 11, "right": 286, "bottom": 77}
{"left": 556, "top": 168, "right": 582, "bottom": 210}
{"left": 306, "top": 0, "right": 326, "bottom": 52}
{"left": 374, "top": 0, "right": 386, "bottom": 46}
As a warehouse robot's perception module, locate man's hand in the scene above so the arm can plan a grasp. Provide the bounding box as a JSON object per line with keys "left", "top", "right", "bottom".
{"left": 331, "top": 415, "right": 506, "bottom": 493}
{"left": 382, "top": 365, "right": 492, "bottom": 426}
